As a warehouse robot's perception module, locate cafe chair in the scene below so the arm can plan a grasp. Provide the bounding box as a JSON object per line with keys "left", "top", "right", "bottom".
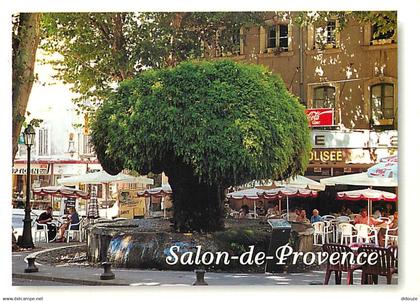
{"left": 355, "top": 224, "right": 378, "bottom": 245}
{"left": 65, "top": 221, "right": 82, "bottom": 242}
{"left": 322, "top": 243, "right": 362, "bottom": 285}
{"left": 33, "top": 222, "right": 49, "bottom": 243}
{"left": 358, "top": 245, "right": 398, "bottom": 284}
{"left": 324, "top": 220, "right": 335, "bottom": 243}
{"left": 384, "top": 226, "right": 398, "bottom": 247}
{"left": 336, "top": 216, "right": 351, "bottom": 223}
{"left": 338, "top": 223, "right": 357, "bottom": 245}
{"left": 334, "top": 217, "right": 351, "bottom": 242}
{"left": 313, "top": 221, "right": 326, "bottom": 245}
{"left": 321, "top": 215, "right": 336, "bottom": 221}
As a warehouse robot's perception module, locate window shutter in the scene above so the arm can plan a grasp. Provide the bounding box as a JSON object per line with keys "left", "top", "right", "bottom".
{"left": 287, "top": 22, "right": 293, "bottom": 51}
{"left": 307, "top": 24, "right": 314, "bottom": 50}
{"left": 259, "top": 26, "right": 266, "bottom": 53}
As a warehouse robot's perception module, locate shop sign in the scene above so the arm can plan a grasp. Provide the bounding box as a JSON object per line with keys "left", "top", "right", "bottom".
{"left": 311, "top": 129, "right": 398, "bottom": 149}
{"left": 305, "top": 108, "right": 334, "bottom": 127}
{"left": 12, "top": 164, "right": 49, "bottom": 175}
{"left": 309, "top": 148, "right": 373, "bottom": 164}
{"left": 311, "top": 130, "right": 370, "bottom": 149}
{"left": 118, "top": 189, "right": 145, "bottom": 219}
{"left": 369, "top": 130, "right": 398, "bottom": 148}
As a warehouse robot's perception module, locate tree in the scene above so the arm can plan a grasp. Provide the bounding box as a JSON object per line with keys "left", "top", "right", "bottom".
{"left": 90, "top": 60, "right": 311, "bottom": 232}
{"left": 40, "top": 12, "right": 265, "bottom": 113}
{"left": 12, "top": 13, "right": 41, "bottom": 160}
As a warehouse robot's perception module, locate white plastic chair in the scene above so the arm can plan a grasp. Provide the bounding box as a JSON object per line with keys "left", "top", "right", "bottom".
{"left": 336, "top": 216, "right": 351, "bottom": 223}
{"left": 321, "top": 215, "right": 336, "bottom": 221}
{"left": 65, "top": 221, "right": 82, "bottom": 242}
{"left": 323, "top": 220, "right": 335, "bottom": 243}
{"left": 313, "top": 222, "right": 326, "bottom": 245}
{"left": 355, "top": 224, "right": 378, "bottom": 245}
{"left": 384, "top": 226, "right": 398, "bottom": 247}
{"left": 334, "top": 216, "right": 351, "bottom": 242}
{"left": 33, "top": 222, "right": 49, "bottom": 243}
{"left": 338, "top": 223, "right": 356, "bottom": 245}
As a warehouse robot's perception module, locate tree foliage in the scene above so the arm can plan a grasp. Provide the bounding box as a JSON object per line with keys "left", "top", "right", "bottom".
{"left": 40, "top": 12, "right": 265, "bottom": 114}
{"left": 91, "top": 60, "right": 311, "bottom": 231}
{"left": 291, "top": 11, "right": 397, "bottom": 38}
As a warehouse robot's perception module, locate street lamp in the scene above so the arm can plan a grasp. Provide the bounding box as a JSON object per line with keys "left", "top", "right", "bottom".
{"left": 18, "top": 124, "right": 36, "bottom": 248}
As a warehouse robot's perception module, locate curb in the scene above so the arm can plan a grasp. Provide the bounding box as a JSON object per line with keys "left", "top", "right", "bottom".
{"left": 16, "top": 243, "right": 123, "bottom": 286}
{"left": 12, "top": 272, "right": 127, "bottom": 286}
{"left": 25, "top": 243, "right": 85, "bottom": 262}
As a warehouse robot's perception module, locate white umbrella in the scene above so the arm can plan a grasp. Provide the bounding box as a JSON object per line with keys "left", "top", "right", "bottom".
{"left": 336, "top": 188, "right": 397, "bottom": 224}
{"left": 275, "top": 175, "right": 325, "bottom": 191}
{"left": 244, "top": 175, "right": 325, "bottom": 191}
{"left": 57, "top": 170, "right": 154, "bottom": 185}
{"left": 58, "top": 171, "right": 154, "bottom": 218}
{"left": 367, "top": 155, "right": 398, "bottom": 180}
{"left": 320, "top": 172, "right": 397, "bottom": 187}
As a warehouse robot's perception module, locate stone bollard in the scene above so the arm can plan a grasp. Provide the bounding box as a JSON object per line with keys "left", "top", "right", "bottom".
{"left": 24, "top": 257, "right": 39, "bottom": 273}
{"left": 193, "top": 269, "right": 208, "bottom": 286}
{"left": 100, "top": 262, "right": 115, "bottom": 280}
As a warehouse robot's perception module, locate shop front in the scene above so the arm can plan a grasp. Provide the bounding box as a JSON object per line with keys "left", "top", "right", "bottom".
{"left": 304, "top": 129, "right": 398, "bottom": 180}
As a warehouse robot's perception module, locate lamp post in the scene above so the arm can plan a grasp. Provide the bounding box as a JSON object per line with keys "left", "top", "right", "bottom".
{"left": 18, "top": 124, "right": 36, "bottom": 248}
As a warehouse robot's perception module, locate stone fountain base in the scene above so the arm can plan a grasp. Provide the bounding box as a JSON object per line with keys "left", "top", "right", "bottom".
{"left": 86, "top": 219, "right": 315, "bottom": 272}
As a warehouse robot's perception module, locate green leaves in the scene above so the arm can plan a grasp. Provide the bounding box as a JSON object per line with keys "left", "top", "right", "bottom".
{"left": 91, "top": 60, "right": 311, "bottom": 187}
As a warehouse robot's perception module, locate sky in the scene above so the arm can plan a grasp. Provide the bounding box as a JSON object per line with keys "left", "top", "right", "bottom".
{"left": 25, "top": 51, "right": 83, "bottom": 157}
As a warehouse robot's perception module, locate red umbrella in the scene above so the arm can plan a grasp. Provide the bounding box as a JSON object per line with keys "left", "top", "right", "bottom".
{"left": 33, "top": 185, "right": 90, "bottom": 199}
{"left": 337, "top": 188, "right": 397, "bottom": 223}
{"left": 258, "top": 187, "right": 318, "bottom": 220}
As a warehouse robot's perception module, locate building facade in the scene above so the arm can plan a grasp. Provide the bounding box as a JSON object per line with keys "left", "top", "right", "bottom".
{"left": 214, "top": 12, "right": 397, "bottom": 179}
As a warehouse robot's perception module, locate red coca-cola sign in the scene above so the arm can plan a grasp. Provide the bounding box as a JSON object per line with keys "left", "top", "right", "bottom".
{"left": 305, "top": 108, "right": 334, "bottom": 127}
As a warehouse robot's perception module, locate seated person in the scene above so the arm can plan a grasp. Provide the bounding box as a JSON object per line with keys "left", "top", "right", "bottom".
{"left": 310, "top": 209, "right": 322, "bottom": 223}
{"left": 265, "top": 205, "right": 279, "bottom": 219}
{"left": 377, "top": 211, "right": 398, "bottom": 247}
{"left": 383, "top": 203, "right": 394, "bottom": 217}
{"left": 296, "top": 209, "right": 310, "bottom": 223}
{"left": 238, "top": 205, "right": 250, "bottom": 219}
{"left": 339, "top": 205, "right": 353, "bottom": 216}
{"left": 56, "top": 207, "right": 80, "bottom": 242}
{"left": 354, "top": 208, "right": 379, "bottom": 226}
{"left": 373, "top": 207, "right": 383, "bottom": 219}
{"left": 255, "top": 201, "right": 266, "bottom": 216}
{"left": 37, "top": 206, "right": 56, "bottom": 241}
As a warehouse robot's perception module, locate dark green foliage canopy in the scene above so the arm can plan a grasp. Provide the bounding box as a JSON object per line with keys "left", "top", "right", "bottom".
{"left": 91, "top": 60, "right": 311, "bottom": 187}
